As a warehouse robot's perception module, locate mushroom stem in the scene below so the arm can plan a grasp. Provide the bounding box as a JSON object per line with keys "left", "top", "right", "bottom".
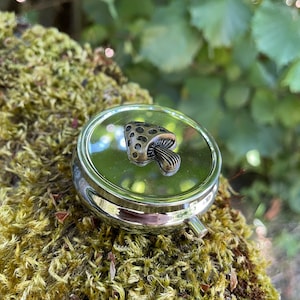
{"left": 154, "top": 145, "right": 181, "bottom": 176}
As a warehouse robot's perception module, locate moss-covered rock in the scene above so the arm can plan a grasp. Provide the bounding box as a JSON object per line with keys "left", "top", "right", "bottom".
{"left": 0, "top": 12, "right": 279, "bottom": 300}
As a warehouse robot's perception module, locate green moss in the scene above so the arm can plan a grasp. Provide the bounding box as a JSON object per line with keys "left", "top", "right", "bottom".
{"left": 0, "top": 12, "right": 278, "bottom": 300}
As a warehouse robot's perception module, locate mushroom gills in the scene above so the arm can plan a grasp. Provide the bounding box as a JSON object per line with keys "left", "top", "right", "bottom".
{"left": 147, "top": 138, "right": 175, "bottom": 159}
{"left": 153, "top": 145, "right": 181, "bottom": 176}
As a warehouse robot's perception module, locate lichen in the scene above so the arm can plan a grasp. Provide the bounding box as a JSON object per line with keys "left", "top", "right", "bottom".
{"left": 0, "top": 12, "right": 279, "bottom": 300}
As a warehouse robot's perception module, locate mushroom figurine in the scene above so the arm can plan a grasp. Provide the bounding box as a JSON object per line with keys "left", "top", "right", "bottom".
{"left": 124, "top": 121, "right": 181, "bottom": 176}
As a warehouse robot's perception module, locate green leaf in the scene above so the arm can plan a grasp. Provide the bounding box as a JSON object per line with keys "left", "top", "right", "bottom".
{"left": 276, "top": 230, "right": 300, "bottom": 257}
{"left": 155, "top": 94, "right": 176, "bottom": 108}
{"left": 140, "top": 1, "right": 201, "bottom": 72}
{"left": 116, "top": 0, "right": 154, "bottom": 20}
{"left": 178, "top": 76, "right": 223, "bottom": 132}
{"left": 241, "top": 181, "right": 271, "bottom": 207}
{"left": 252, "top": 125, "right": 282, "bottom": 158}
{"left": 224, "top": 84, "right": 250, "bottom": 109}
{"left": 282, "top": 59, "right": 300, "bottom": 92}
{"left": 83, "top": 0, "right": 113, "bottom": 25}
{"left": 251, "top": 89, "right": 277, "bottom": 125}
{"left": 289, "top": 184, "right": 300, "bottom": 214}
{"left": 225, "top": 64, "right": 242, "bottom": 82}
{"left": 248, "top": 61, "right": 276, "bottom": 88}
{"left": 102, "top": 0, "right": 118, "bottom": 20}
{"left": 276, "top": 96, "right": 300, "bottom": 128}
{"left": 252, "top": 1, "right": 300, "bottom": 66}
{"left": 81, "top": 24, "right": 108, "bottom": 46}
{"left": 232, "top": 35, "right": 257, "bottom": 70}
{"left": 219, "top": 111, "right": 282, "bottom": 158}
{"left": 189, "top": 0, "right": 252, "bottom": 47}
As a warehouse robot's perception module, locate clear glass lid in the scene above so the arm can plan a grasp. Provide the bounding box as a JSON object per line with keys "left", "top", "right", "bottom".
{"left": 77, "top": 105, "right": 221, "bottom": 205}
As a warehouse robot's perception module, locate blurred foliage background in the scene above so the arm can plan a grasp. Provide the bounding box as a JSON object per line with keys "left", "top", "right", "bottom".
{"left": 2, "top": 0, "right": 300, "bottom": 262}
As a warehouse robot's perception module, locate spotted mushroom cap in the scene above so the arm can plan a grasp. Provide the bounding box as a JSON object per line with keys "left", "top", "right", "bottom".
{"left": 124, "top": 121, "right": 177, "bottom": 166}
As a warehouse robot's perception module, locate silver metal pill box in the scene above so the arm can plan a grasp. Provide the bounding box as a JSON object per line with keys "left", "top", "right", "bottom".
{"left": 72, "top": 104, "right": 221, "bottom": 236}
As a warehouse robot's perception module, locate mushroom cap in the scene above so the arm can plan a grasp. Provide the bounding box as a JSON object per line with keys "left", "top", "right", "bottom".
{"left": 124, "top": 121, "right": 176, "bottom": 166}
